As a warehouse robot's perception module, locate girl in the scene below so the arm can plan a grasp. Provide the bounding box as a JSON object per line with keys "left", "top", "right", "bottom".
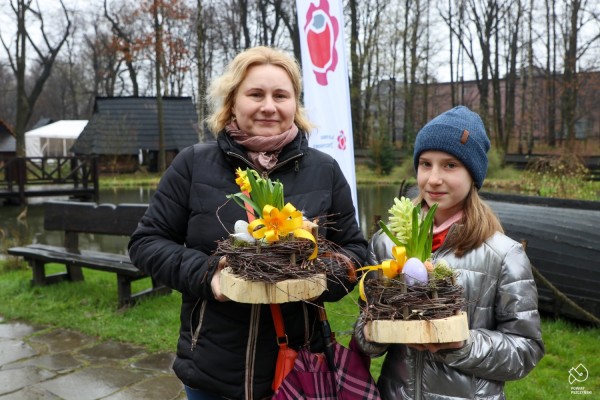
{"left": 355, "top": 106, "right": 544, "bottom": 399}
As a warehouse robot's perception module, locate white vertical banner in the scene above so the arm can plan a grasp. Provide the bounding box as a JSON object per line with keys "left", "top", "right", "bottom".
{"left": 296, "top": 0, "right": 359, "bottom": 218}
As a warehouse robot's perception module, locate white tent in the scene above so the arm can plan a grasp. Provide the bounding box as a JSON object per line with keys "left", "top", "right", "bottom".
{"left": 25, "top": 120, "right": 88, "bottom": 157}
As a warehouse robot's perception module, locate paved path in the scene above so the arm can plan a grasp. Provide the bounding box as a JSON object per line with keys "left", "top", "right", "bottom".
{"left": 0, "top": 316, "right": 186, "bottom": 399}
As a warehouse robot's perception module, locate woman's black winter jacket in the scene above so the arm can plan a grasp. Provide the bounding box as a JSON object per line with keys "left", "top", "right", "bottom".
{"left": 128, "top": 132, "right": 367, "bottom": 399}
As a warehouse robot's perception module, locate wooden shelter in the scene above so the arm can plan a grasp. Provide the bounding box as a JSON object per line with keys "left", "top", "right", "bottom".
{"left": 72, "top": 97, "right": 199, "bottom": 172}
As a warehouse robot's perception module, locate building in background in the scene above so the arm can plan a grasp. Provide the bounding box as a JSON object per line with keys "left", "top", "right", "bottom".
{"left": 72, "top": 97, "right": 199, "bottom": 172}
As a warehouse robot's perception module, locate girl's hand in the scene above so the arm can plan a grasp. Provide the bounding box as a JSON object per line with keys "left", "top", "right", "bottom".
{"left": 211, "top": 257, "right": 230, "bottom": 302}
{"left": 407, "top": 341, "right": 465, "bottom": 353}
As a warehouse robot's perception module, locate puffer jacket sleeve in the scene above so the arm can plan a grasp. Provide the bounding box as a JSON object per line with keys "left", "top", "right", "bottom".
{"left": 433, "top": 238, "right": 545, "bottom": 381}
{"left": 318, "top": 160, "right": 368, "bottom": 302}
{"left": 128, "top": 146, "right": 218, "bottom": 300}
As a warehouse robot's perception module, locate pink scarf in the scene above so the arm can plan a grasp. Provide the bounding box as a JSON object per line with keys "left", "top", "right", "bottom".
{"left": 431, "top": 210, "right": 463, "bottom": 251}
{"left": 226, "top": 121, "right": 298, "bottom": 171}
{"left": 433, "top": 210, "right": 464, "bottom": 234}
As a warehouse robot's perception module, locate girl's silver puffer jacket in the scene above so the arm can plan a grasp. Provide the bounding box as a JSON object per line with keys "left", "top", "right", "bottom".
{"left": 355, "top": 227, "right": 545, "bottom": 400}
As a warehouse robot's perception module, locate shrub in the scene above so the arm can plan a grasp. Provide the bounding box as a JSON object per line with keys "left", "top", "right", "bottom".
{"left": 522, "top": 153, "right": 596, "bottom": 199}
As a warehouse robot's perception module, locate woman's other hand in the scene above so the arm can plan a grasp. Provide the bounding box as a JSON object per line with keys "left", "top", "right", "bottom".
{"left": 211, "top": 257, "right": 230, "bottom": 302}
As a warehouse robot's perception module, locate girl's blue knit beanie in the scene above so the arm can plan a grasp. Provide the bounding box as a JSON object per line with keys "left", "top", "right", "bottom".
{"left": 413, "top": 106, "right": 490, "bottom": 189}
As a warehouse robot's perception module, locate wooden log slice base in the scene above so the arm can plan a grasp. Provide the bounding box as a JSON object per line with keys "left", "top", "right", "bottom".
{"left": 220, "top": 267, "right": 327, "bottom": 304}
{"left": 364, "top": 312, "right": 469, "bottom": 343}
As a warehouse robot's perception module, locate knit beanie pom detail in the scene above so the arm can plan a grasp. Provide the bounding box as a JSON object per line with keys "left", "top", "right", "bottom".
{"left": 413, "top": 106, "right": 490, "bottom": 189}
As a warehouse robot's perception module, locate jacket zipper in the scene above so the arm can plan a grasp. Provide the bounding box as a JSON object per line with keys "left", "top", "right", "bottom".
{"left": 415, "top": 350, "right": 424, "bottom": 400}
{"left": 226, "top": 151, "right": 304, "bottom": 177}
{"left": 245, "top": 304, "right": 260, "bottom": 399}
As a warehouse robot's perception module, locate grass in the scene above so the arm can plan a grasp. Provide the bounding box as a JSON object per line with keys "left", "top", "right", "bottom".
{"left": 0, "top": 264, "right": 181, "bottom": 352}
{"left": 1, "top": 262, "right": 598, "bottom": 398}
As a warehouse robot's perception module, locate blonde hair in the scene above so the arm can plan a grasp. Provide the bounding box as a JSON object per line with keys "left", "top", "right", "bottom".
{"left": 417, "top": 186, "right": 503, "bottom": 257}
{"left": 206, "top": 46, "right": 313, "bottom": 134}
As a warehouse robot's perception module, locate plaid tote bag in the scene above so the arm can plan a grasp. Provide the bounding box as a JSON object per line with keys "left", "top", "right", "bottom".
{"left": 272, "top": 337, "right": 381, "bottom": 400}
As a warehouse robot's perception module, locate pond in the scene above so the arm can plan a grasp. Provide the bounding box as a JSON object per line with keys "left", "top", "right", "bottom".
{"left": 0, "top": 185, "right": 401, "bottom": 255}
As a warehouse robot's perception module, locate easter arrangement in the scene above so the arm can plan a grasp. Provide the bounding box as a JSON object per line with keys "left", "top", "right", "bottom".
{"left": 216, "top": 168, "right": 349, "bottom": 304}
{"left": 358, "top": 197, "right": 469, "bottom": 343}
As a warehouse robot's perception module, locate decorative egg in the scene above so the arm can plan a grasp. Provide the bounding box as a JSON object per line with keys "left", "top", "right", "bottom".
{"left": 234, "top": 220, "right": 250, "bottom": 234}
{"left": 230, "top": 232, "right": 255, "bottom": 244}
{"left": 232, "top": 220, "right": 255, "bottom": 244}
{"left": 402, "top": 257, "right": 429, "bottom": 285}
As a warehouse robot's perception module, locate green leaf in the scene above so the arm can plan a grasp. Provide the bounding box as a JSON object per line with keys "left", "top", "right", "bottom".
{"left": 226, "top": 193, "right": 260, "bottom": 218}
{"left": 379, "top": 220, "right": 403, "bottom": 246}
{"left": 230, "top": 168, "right": 287, "bottom": 219}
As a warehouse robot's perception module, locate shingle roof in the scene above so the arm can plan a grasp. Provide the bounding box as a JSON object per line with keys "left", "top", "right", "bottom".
{"left": 72, "top": 97, "right": 199, "bottom": 155}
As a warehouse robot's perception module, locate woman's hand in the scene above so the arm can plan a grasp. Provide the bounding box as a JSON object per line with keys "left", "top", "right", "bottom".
{"left": 407, "top": 341, "right": 465, "bottom": 353}
{"left": 211, "top": 257, "right": 230, "bottom": 302}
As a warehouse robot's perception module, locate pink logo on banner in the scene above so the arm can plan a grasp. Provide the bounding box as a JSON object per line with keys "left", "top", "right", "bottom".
{"left": 304, "top": 0, "right": 339, "bottom": 86}
{"left": 337, "top": 130, "right": 347, "bottom": 150}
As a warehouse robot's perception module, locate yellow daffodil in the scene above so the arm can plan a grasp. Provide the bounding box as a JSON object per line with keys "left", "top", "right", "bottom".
{"left": 235, "top": 167, "right": 252, "bottom": 193}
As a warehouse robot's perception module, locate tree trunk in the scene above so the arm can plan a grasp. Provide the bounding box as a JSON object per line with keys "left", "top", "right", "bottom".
{"left": 154, "top": 0, "right": 166, "bottom": 172}
{"left": 349, "top": 0, "right": 363, "bottom": 148}
{"left": 545, "top": 0, "right": 557, "bottom": 147}
{"left": 561, "top": 0, "right": 580, "bottom": 152}
{"left": 196, "top": 0, "right": 206, "bottom": 142}
{"left": 14, "top": 0, "right": 28, "bottom": 157}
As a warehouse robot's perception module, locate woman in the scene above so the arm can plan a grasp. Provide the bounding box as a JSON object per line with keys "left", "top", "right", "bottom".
{"left": 128, "top": 46, "right": 367, "bottom": 399}
{"left": 355, "top": 106, "right": 544, "bottom": 399}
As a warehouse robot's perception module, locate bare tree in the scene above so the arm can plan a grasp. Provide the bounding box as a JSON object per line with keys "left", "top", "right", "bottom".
{"left": 492, "top": 0, "right": 523, "bottom": 154}
{"left": 277, "top": 1, "right": 301, "bottom": 62}
{"left": 152, "top": 0, "right": 166, "bottom": 172}
{"left": 83, "top": 16, "right": 124, "bottom": 98}
{"left": 559, "top": 0, "right": 599, "bottom": 151}
{"left": 196, "top": 0, "right": 206, "bottom": 142}
{"left": 0, "top": 0, "right": 72, "bottom": 156}
{"left": 401, "top": 0, "right": 430, "bottom": 149}
{"left": 544, "top": 0, "right": 558, "bottom": 147}
{"left": 104, "top": 0, "right": 141, "bottom": 96}
{"left": 348, "top": 0, "right": 388, "bottom": 149}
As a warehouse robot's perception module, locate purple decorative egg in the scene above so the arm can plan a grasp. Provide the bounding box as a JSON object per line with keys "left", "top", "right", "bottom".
{"left": 402, "top": 257, "right": 429, "bottom": 286}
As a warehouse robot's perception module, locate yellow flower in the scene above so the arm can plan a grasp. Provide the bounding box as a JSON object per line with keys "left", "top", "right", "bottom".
{"left": 249, "top": 203, "right": 303, "bottom": 242}
{"left": 248, "top": 203, "right": 317, "bottom": 259}
{"left": 235, "top": 167, "right": 252, "bottom": 193}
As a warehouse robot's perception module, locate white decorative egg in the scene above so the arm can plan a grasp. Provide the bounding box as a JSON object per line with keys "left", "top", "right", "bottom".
{"left": 230, "top": 232, "right": 255, "bottom": 244}
{"left": 234, "top": 220, "right": 250, "bottom": 234}
{"left": 402, "top": 257, "right": 429, "bottom": 285}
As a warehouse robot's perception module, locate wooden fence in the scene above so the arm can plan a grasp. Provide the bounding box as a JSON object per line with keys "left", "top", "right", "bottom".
{"left": 0, "top": 156, "right": 99, "bottom": 205}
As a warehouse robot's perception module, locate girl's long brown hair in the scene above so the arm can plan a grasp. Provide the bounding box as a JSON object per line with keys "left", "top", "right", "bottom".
{"left": 418, "top": 186, "right": 503, "bottom": 257}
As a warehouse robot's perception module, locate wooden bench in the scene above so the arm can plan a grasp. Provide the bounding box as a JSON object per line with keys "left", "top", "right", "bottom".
{"left": 8, "top": 200, "right": 171, "bottom": 308}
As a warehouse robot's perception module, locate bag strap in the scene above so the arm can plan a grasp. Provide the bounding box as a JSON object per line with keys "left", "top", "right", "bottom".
{"left": 270, "top": 304, "right": 288, "bottom": 348}
{"left": 317, "top": 302, "right": 337, "bottom": 370}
